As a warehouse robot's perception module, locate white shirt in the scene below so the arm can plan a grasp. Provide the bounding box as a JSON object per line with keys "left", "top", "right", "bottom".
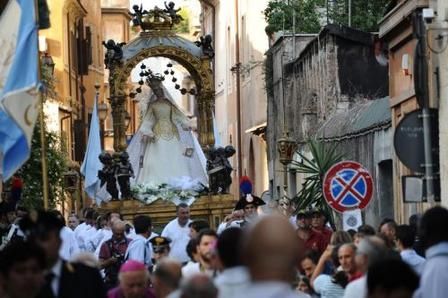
{"left": 214, "top": 266, "right": 251, "bottom": 298}
{"left": 343, "top": 275, "right": 366, "bottom": 298}
{"left": 313, "top": 274, "right": 345, "bottom": 298}
{"left": 49, "top": 258, "right": 63, "bottom": 296}
{"left": 59, "top": 226, "right": 79, "bottom": 261}
{"left": 125, "top": 234, "right": 152, "bottom": 267}
{"left": 181, "top": 261, "right": 200, "bottom": 278}
{"left": 414, "top": 242, "right": 448, "bottom": 298}
{"left": 74, "top": 222, "right": 87, "bottom": 244}
{"left": 74, "top": 223, "right": 96, "bottom": 251}
{"left": 400, "top": 249, "right": 425, "bottom": 275}
{"left": 245, "top": 281, "right": 310, "bottom": 298}
{"left": 161, "top": 218, "right": 192, "bottom": 263}
{"left": 93, "top": 229, "right": 113, "bottom": 257}
{"left": 86, "top": 228, "right": 111, "bottom": 252}
{"left": 289, "top": 216, "right": 298, "bottom": 229}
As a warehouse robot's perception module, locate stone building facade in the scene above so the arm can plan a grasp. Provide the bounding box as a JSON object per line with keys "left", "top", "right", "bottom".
{"left": 266, "top": 25, "right": 390, "bottom": 226}
{"left": 200, "top": 0, "right": 270, "bottom": 196}
{"left": 39, "top": 0, "right": 106, "bottom": 162}
{"left": 378, "top": 0, "right": 437, "bottom": 223}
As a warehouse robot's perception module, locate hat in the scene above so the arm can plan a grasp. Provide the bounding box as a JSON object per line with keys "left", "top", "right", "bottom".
{"left": 311, "top": 207, "right": 328, "bottom": 221}
{"left": 296, "top": 209, "right": 311, "bottom": 218}
{"left": 150, "top": 236, "right": 171, "bottom": 253}
{"left": 235, "top": 176, "right": 265, "bottom": 210}
{"left": 120, "top": 260, "right": 146, "bottom": 273}
{"left": 234, "top": 194, "right": 265, "bottom": 210}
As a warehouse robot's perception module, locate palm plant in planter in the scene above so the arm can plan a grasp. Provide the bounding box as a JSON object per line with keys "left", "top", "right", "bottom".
{"left": 291, "top": 140, "right": 343, "bottom": 228}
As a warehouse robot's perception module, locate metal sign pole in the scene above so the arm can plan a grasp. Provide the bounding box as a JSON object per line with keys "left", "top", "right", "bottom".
{"left": 414, "top": 11, "right": 435, "bottom": 203}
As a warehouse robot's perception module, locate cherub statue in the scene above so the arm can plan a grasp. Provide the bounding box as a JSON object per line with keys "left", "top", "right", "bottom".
{"left": 206, "top": 145, "right": 235, "bottom": 194}
{"left": 102, "top": 39, "right": 126, "bottom": 69}
{"left": 164, "top": 1, "right": 183, "bottom": 24}
{"left": 115, "top": 151, "right": 134, "bottom": 199}
{"left": 98, "top": 151, "right": 119, "bottom": 199}
{"left": 129, "top": 4, "right": 147, "bottom": 26}
{"left": 194, "top": 35, "right": 215, "bottom": 58}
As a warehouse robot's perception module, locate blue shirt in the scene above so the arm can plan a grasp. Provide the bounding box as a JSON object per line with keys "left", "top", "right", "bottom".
{"left": 414, "top": 242, "right": 448, "bottom": 298}
{"left": 400, "top": 249, "right": 425, "bottom": 275}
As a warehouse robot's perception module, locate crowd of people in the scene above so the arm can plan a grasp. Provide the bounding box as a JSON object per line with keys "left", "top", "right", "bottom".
{"left": 1, "top": 191, "right": 448, "bottom": 298}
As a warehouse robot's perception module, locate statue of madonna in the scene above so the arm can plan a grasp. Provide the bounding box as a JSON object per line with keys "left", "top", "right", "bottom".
{"left": 126, "top": 74, "right": 208, "bottom": 191}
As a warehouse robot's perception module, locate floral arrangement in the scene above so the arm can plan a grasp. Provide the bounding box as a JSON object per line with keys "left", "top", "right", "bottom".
{"left": 131, "top": 182, "right": 205, "bottom": 205}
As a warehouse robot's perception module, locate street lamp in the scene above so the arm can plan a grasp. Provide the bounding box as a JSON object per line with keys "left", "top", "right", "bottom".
{"left": 97, "top": 102, "right": 108, "bottom": 121}
{"left": 41, "top": 52, "right": 55, "bottom": 75}
{"left": 277, "top": 131, "right": 297, "bottom": 166}
{"left": 98, "top": 102, "right": 108, "bottom": 149}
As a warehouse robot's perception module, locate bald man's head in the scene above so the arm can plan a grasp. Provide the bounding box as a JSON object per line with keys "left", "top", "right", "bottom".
{"left": 243, "top": 215, "right": 301, "bottom": 283}
{"left": 112, "top": 220, "right": 126, "bottom": 241}
{"left": 152, "top": 258, "right": 182, "bottom": 297}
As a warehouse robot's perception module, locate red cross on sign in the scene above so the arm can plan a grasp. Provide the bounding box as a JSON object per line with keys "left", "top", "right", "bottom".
{"left": 323, "top": 161, "right": 374, "bottom": 213}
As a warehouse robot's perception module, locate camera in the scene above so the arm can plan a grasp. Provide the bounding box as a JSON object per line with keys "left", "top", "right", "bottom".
{"left": 113, "top": 252, "right": 125, "bottom": 262}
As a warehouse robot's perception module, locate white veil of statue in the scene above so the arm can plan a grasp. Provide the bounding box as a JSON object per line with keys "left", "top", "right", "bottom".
{"left": 94, "top": 76, "right": 208, "bottom": 205}
{"left": 126, "top": 79, "right": 208, "bottom": 190}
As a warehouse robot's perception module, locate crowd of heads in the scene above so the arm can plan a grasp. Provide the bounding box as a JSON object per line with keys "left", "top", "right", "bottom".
{"left": 1, "top": 200, "right": 448, "bottom": 298}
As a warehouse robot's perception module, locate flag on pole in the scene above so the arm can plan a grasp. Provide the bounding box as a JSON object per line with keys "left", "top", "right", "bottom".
{"left": 0, "top": 0, "right": 40, "bottom": 181}
{"left": 80, "top": 94, "right": 103, "bottom": 201}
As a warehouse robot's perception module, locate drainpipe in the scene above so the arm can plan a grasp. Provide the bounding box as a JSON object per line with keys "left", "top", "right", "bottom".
{"left": 234, "top": 0, "right": 243, "bottom": 195}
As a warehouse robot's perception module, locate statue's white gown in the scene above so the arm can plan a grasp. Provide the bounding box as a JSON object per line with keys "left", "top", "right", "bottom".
{"left": 127, "top": 95, "right": 208, "bottom": 190}
{"left": 137, "top": 98, "right": 191, "bottom": 185}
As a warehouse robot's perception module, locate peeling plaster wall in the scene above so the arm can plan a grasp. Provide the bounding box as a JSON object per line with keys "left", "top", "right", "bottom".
{"left": 266, "top": 26, "right": 389, "bottom": 206}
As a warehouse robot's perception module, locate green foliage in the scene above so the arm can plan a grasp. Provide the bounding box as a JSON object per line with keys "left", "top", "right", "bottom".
{"left": 263, "top": 0, "right": 324, "bottom": 34}
{"left": 17, "top": 120, "right": 68, "bottom": 210}
{"left": 290, "top": 140, "right": 344, "bottom": 227}
{"left": 327, "top": 0, "right": 391, "bottom": 32}
{"left": 263, "top": 0, "right": 391, "bottom": 34}
{"left": 175, "top": 8, "right": 190, "bottom": 34}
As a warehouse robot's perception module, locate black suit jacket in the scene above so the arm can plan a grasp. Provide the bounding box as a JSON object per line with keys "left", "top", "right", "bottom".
{"left": 37, "top": 260, "right": 106, "bottom": 298}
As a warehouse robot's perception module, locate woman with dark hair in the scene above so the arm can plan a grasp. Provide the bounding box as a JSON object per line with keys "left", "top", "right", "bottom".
{"left": 188, "top": 220, "right": 210, "bottom": 239}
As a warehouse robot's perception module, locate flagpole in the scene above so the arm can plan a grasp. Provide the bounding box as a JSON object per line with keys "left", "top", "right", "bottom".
{"left": 35, "top": 0, "right": 49, "bottom": 210}
{"left": 40, "top": 93, "right": 49, "bottom": 210}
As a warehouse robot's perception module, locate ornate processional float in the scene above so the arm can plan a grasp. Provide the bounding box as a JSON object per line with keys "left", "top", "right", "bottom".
{"left": 98, "top": 2, "right": 235, "bottom": 229}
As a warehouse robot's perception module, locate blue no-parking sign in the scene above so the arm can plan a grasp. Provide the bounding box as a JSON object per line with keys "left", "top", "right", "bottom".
{"left": 323, "top": 161, "right": 374, "bottom": 213}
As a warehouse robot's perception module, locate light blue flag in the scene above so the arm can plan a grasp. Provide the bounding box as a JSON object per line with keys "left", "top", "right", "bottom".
{"left": 80, "top": 95, "right": 103, "bottom": 201}
{"left": 212, "top": 111, "right": 221, "bottom": 147}
{"left": 0, "top": 0, "right": 40, "bottom": 181}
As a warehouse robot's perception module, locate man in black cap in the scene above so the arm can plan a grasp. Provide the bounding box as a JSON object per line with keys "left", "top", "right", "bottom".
{"left": 234, "top": 193, "right": 265, "bottom": 222}
{"left": 150, "top": 236, "right": 172, "bottom": 269}
{"left": 311, "top": 207, "right": 332, "bottom": 247}
{"left": 22, "top": 210, "right": 106, "bottom": 298}
{"left": 296, "top": 209, "right": 312, "bottom": 230}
